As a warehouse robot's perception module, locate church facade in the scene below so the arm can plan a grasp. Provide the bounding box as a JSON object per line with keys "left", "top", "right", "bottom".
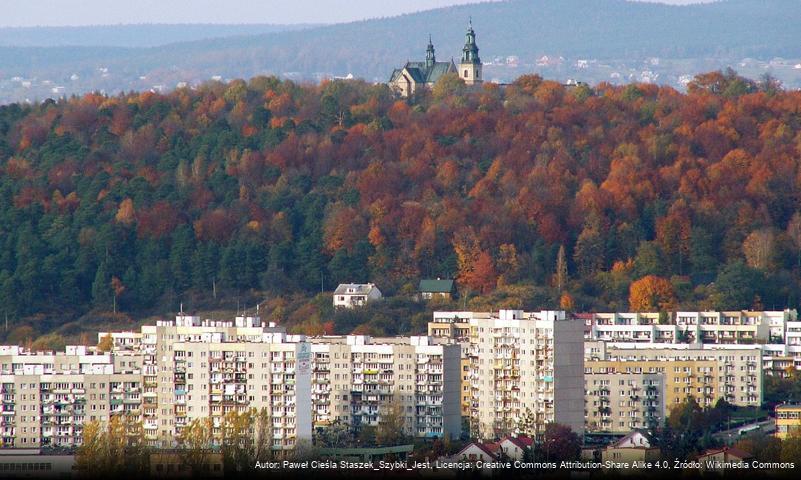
{"left": 388, "top": 21, "right": 482, "bottom": 98}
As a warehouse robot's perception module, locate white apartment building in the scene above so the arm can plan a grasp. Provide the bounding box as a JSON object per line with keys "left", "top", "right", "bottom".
{"left": 308, "top": 335, "right": 461, "bottom": 440}
{"left": 131, "top": 314, "right": 310, "bottom": 452}
{"left": 583, "top": 310, "right": 801, "bottom": 378}
{"left": 333, "top": 283, "right": 382, "bottom": 308}
{"left": 762, "top": 321, "right": 801, "bottom": 375}
{"left": 458, "top": 310, "right": 584, "bottom": 440}
{"left": 0, "top": 346, "right": 143, "bottom": 449}
{"left": 584, "top": 310, "right": 796, "bottom": 346}
{"left": 100, "top": 316, "right": 462, "bottom": 446}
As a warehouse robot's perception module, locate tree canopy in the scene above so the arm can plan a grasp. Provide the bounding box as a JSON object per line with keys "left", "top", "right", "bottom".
{"left": 1, "top": 70, "right": 801, "bottom": 338}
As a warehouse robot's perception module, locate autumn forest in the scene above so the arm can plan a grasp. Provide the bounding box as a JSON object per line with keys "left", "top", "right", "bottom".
{"left": 1, "top": 70, "right": 800, "bottom": 343}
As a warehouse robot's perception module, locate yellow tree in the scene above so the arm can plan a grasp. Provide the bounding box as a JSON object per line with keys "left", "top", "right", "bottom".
{"left": 105, "top": 414, "right": 128, "bottom": 472}
{"left": 114, "top": 198, "right": 135, "bottom": 225}
{"left": 629, "top": 275, "right": 676, "bottom": 311}
{"left": 221, "top": 409, "right": 262, "bottom": 473}
{"left": 97, "top": 334, "right": 113, "bottom": 352}
{"left": 75, "top": 415, "right": 145, "bottom": 477}
{"left": 75, "top": 420, "right": 105, "bottom": 476}
{"left": 253, "top": 408, "right": 272, "bottom": 461}
{"left": 496, "top": 243, "right": 520, "bottom": 286}
{"left": 178, "top": 417, "right": 214, "bottom": 476}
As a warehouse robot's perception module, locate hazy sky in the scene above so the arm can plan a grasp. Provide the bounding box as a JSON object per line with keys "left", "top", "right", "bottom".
{"left": 0, "top": 0, "right": 716, "bottom": 27}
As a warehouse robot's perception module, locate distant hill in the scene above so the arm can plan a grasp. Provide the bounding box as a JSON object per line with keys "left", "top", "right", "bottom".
{"left": 0, "top": 23, "right": 319, "bottom": 48}
{"left": 1, "top": 70, "right": 801, "bottom": 342}
{"left": 0, "top": 0, "right": 799, "bottom": 103}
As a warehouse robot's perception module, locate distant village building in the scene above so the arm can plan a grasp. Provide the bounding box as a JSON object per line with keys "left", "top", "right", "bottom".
{"left": 388, "top": 20, "right": 483, "bottom": 97}
{"left": 601, "top": 430, "right": 661, "bottom": 465}
{"left": 418, "top": 278, "right": 455, "bottom": 300}
{"left": 697, "top": 447, "right": 753, "bottom": 472}
{"left": 453, "top": 442, "right": 498, "bottom": 462}
{"left": 333, "top": 283, "right": 382, "bottom": 308}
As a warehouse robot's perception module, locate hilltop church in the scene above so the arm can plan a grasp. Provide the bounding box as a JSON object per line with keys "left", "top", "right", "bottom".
{"left": 388, "top": 21, "right": 482, "bottom": 97}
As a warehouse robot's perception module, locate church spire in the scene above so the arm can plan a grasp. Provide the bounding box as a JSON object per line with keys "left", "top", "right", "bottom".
{"left": 426, "top": 34, "right": 436, "bottom": 68}
{"left": 459, "top": 18, "right": 482, "bottom": 85}
{"left": 461, "top": 18, "right": 480, "bottom": 65}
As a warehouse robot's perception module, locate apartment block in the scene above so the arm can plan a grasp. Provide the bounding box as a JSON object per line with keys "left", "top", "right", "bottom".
{"left": 585, "top": 341, "right": 762, "bottom": 407}
{"left": 0, "top": 345, "right": 143, "bottom": 449}
{"left": 308, "top": 335, "right": 461, "bottom": 440}
{"left": 763, "top": 321, "right": 801, "bottom": 376}
{"left": 584, "top": 371, "right": 665, "bottom": 433}
{"left": 131, "top": 315, "right": 310, "bottom": 452}
{"left": 441, "top": 310, "right": 585, "bottom": 440}
{"left": 584, "top": 310, "right": 796, "bottom": 346}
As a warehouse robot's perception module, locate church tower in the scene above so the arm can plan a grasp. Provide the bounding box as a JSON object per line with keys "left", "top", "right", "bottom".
{"left": 425, "top": 35, "right": 436, "bottom": 69}
{"left": 459, "top": 18, "right": 482, "bottom": 85}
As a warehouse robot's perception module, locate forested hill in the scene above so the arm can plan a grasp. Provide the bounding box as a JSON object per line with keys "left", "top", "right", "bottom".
{"left": 1, "top": 71, "right": 801, "bottom": 341}
{"left": 0, "top": 24, "right": 319, "bottom": 48}
{"left": 0, "top": 0, "right": 799, "bottom": 79}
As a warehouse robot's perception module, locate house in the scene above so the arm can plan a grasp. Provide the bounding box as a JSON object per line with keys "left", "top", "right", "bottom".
{"left": 601, "top": 430, "right": 661, "bottom": 466}
{"left": 333, "top": 283, "right": 382, "bottom": 308}
{"left": 453, "top": 442, "right": 497, "bottom": 462}
{"left": 697, "top": 447, "right": 753, "bottom": 472}
{"left": 495, "top": 436, "right": 533, "bottom": 460}
{"left": 419, "top": 278, "right": 456, "bottom": 300}
{"left": 388, "top": 21, "right": 482, "bottom": 98}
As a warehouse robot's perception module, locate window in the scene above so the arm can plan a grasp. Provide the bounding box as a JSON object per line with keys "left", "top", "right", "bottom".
{"left": 464, "top": 70, "right": 468, "bottom": 78}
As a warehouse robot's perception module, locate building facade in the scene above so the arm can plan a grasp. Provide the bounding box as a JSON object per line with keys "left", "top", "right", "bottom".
{"left": 585, "top": 371, "right": 665, "bottom": 433}
{"left": 308, "top": 335, "right": 461, "bottom": 440}
{"left": 0, "top": 346, "right": 143, "bottom": 449}
{"left": 455, "top": 310, "right": 584, "bottom": 439}
{"left": 585, "top": 342, "right": 763, "bottom": 407}
{"left": 126, "top": 315, "right": 311, "bottom": 452}
{"left": 584, "top": 310, "right": 796, "bottom": 347}
{"left": 775, "top": 404, "right": 801, "bottom": 440}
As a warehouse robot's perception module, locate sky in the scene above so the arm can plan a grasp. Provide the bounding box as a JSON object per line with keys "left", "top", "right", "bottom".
{"left": 0, "top": 0, "right": 717, "bottom": 27}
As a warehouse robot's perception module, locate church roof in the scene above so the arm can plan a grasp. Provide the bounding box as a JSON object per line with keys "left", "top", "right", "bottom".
{"left": 388, "top": 60, "right": 456, "bottom": 85}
